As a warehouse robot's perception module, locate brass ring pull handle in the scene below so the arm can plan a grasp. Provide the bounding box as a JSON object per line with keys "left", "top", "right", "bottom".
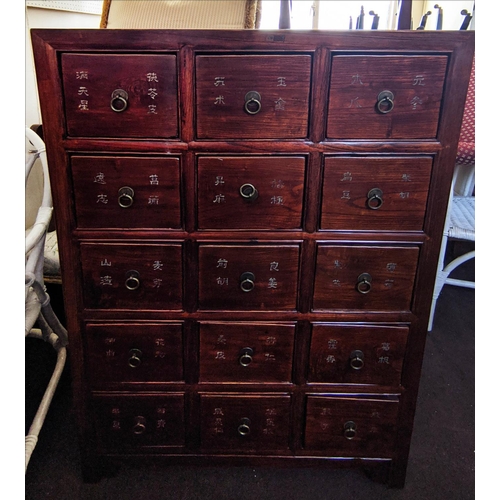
{"left": 376, "top": 90, "right": 395, "bottom": 114}
{"left": 244, "top": 91, "right": 262, "bottom": 115}
{"left": 132, "top": 416, "right": 147, "bottom": 435}
{"left": 349, "top": 350, "right": 365, "bottom": 370}
{"left": 128, "top": 348, "right": 143, "bottom": 368}
{"left": 239, "top": 183, "right": 259, "bottom": 201}
{"left": 238, "top": 417, "right": 251, "bottom": 436}
{"left": 240, "top": 272, "right": 256, "bottom": 293}
{"left": 356, "top": 273, "right": 372, "bottom": 294}
{"left": 110, "top": 89, "right": 129, "bottom": 113}
{"left": 125, "top": 270, "right": 140, "bottom": 291}
{"left": 239, "top": 347, "right": 254, "bottom": 367}
{"left": 344, "top": 421, "right": 357, "bottom": 440}
{"left": 366, "top": 188, "right": 384, "bottom": 210}
{"left": 118, "top": 186, "right": 135, "bottom": 208}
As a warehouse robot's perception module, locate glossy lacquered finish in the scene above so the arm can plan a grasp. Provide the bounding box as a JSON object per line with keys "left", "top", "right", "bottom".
{"left": 31, "top": 28, "right": 474, "bottom": 488}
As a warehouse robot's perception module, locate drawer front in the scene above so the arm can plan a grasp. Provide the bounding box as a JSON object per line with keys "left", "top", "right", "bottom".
{"left": 304, "top": 396, "right": 399, "bottom": 457}
{"left": 92, "top": 394, "right": 185, "bottom": 450}
{"left": 313, "top": 245, "right": 419, "bottom": 311}
{"left": 308, "top": 324, "right": 408, "bottom": 387}
{"left": 86, "top": 323, "right": 184, "bottom": 387}
{"left": 80, "top": 242, "right": 183, "bottom": 310}
{"left": 321, "top": 156, "right": 432, "bottom": 231}
{"left": 327, "top": 55, "right": 448, "bottom": 139}
{"left": 197, "top": 156, "right": 305, "bottom": 230}
{"left": 195, "top": 55, "right": 311, "bottom": 139}
{"left": 198, "top": 244, "right": 300, "bottom": 311}
{"left": 61, "top": 53, "right": 178, "bottom": 138}
{"left": 200, "top": 394, "right": 291, "bottom": 452}
{"left": 199, "top": 322, "right": 296, "bottom": 383}
{"left": 71, "top": 156, "right": 182, "bottom": 229}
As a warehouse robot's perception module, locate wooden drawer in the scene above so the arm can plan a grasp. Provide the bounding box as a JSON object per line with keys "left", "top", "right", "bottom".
{"left": 86, "top": 322, "right": 184, "bottom": 387}
{"left": 327, "top": 55, "right": 447, "bottom": 139}
{"left": 308, "top": 323, "right": 408, "bottom": 387}
{"left": 199, "top": 322, "right": 296, "bottom": 383}
{"left": 80, "top": 242, "right": 183, "bottom": 310}
{"left": 71, "top": 155, "right": 181, "bottom": 229}
{"left": 200, "top": 394, "right": 291, "bottom": 452}
{"left": 320, "top": 156, "right": 432, "bottom": 231}
{"left": 195, "top": 55, "right": 311, "bottom": 139}
{"left": 92, "top": 394, "right": 185, "bottom": 451}
{"left": 313, "top": 245, "right": 419, "bottom": 311}
{"left": 304, "top": 395, "right": 399, "bottom": 457}
{"left": 61, "top": 53, "right": 178, "bottom": 138}
{"left": 198, "top": 244, "right": 300, "bottom": 311}
{"left": 197, "top": 156, "right": 305, "bottom": 230}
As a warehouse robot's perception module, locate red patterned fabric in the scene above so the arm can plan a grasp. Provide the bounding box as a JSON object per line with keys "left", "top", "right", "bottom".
{"left": 456, "top": 56, "right": 475, "bottom": 165}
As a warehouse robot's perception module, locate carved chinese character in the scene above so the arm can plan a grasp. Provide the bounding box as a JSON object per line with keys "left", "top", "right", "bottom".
{"left": 413, "top": 75, "right": 425, "bottom": 86}
{"left": 153, "top": 260, "right": 163, "bottom": 271}
{"left": 78, "top": 100, "right": 89, "bottom": 110}
{"left": 277, "top": 77, "right": 287, "bottom": 86}
{"left": 341, "top": 190, "right": 351, "bottom": 200}
{"left": 216, "top": 277, "right": 229, "bottom": 286}
{"left": 213, "top": 408, "right": 224, "bottom": 416}
{"left": 351, "top": 74, "right": 363, "bottom": 85}
{"left": 104, "top": 337, "right": 116, "bottom": 345}
{"left": 264, "top": 353, "right": 276, "bottom": 361}
{"left": 153, "top": 278, "right": 162, "bottom": 288}
{"left": 155, "top": 350, "right": 166, "bottom": 358}
{"left": 100, "top": 275, "right": 113, "bottom": 286}
{"left": 215, "top": 351, "right": 225, "bottom": 360}
{"left": 268, "top": 277, "right": 278, "bottom": 289}
{"left": 105, "top": 349, "right": 115, "bottom": 357}
{"left": 96, "top": 194, "right": 108, "bottom": 204}
{"left": 148, "top": 88, "right": 158, "bottom": 99}
{"left": 94, "top": 172, "right": 106, "bottom": 184}
{"left": 332, "top": 279, "right": 341, "bottom": 287}
{"left": 76, "top": 71, "right": 88, "bottom": 80}
{"left": 381, "top": 342, "right": 391, "bottom": 351}
{"left": 326, "top": 354, "right": 336, "bottom": 363}
{"left": 215, "top": 176, "right": 225, "bottom": 186}
{"left": 149, "top": 174, "right": 159, "bottom": 185}
{"left": 340, "top": 172, "right": 352, "bottom": 182}
{"left": 349, "top": 97, "right": 362, "bottom": 108}
{"left": 100, "top": 259, "right": 111, "bottom": 266}
{"left": 386, "top": 262, "right": 397, "bottom": 272}
{"left": 265, "top": 336, "right": 277, "bottom": 346}
{"left": 269, "top": 261, "right": 279, "bottom": 272}
{"left": 271, "top": 179, "right": 284, "bottom": 189}
{"left": 378, "top": 356, "right": 390, "bottom": 364}
{"left": 213, "top": 194, "right": 226, "bottom": 203}
{"left": 148, "top": 196, "right": 159, "bottom": 205}
{"left": 275, "top": 98, "right": 286, "bottom": 111}
{"left": 214, "top": 77, "right": 225, "bottom": 86}
{"left": 216, "top": 335, "right": 227, "bottom": 345}
{"left": 410, "top": 96, "right": 423, "bottom": 109}
{"left": 148, "top": 104, "right": 157, "bottom": 114}
{"left": 214, "top": 95, "right": 225, "bottom": 105}
{"left": 217, "top": 259, "right": 228, "bottom": 268}
{"left": 399, "top": 192, "right": 410, "bottom": 199}
{"left": 147, "top": 72, "right": 159, "bottom": 82}
{"left": 112, "top": 420, "right": 121, "bottom": 430}
{"left": 328, "top": 339, "right": 338, "bottom": 350}
{"left": 78, "top": 87, "right": 89, "bottom": 96}
{"left": 270, "top": 196, "right": 284, "bottom": 205}
{"left": 156, "top": 419, "right": 166, "bottom": 429}
{"left": 402, "top": 173, "right": 412, "bottom": 182}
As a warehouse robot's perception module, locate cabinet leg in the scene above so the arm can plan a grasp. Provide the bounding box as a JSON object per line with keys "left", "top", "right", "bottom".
{"left": 363, "top": 462, "right": 390, "bottom": 485}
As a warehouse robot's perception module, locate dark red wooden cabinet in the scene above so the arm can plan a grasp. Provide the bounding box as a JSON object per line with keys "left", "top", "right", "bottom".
{"left": 31, "top": 29, "right": 474, "bottom": 487}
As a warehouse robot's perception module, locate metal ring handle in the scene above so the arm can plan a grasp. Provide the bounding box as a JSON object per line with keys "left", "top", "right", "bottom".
{"left": 240, "top": 279, "right": 255, "bottom": 293}
{"left": 367, "top": 188, "right": 383, "bottom": 210}
{"left": 376, "top": 90, "right": 395, "bottom": 114}
{"left": 356, "top": 273, "right": 372, "bottom": 294}
{"left": 110, "top": 89, "right": 129, "bottom": 113}
{"left": 238, "top": 418, "right": 251, "bottom": 436}
{"left": 125, "top": 270, "right": 140, "bottom": 291}
{"left": 244, "top": 91, "right": 262, "bottom": 115}
{"left": 239, "top": 183, "right": 259, "bottom": 201}
{"left": 133, "top": 416, "right": 146, "bottom": 435}
{"left": 118, "top": 186, "right": 135, "bottom": 208}
{"left": 349, "top": 350, "right": 365, "bottom": 370}
{"left": 344, "top": 421, "right": 357, "bottom": 440}
{"left": 240, "top": 272, "right": 256, "bottom": 293}
{"left": 239, "top": 347, "right": 254, "bottom": 367}
{"left": 128, "top": 349, "right": 143, "bottom": 368}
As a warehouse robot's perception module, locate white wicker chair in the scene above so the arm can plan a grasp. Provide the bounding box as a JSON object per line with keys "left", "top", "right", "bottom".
{"left": 428, "top": 58, "right": 475, "bottom": 331}
{"left": 25, "top": 127, "right": 68, "bottom": 473}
